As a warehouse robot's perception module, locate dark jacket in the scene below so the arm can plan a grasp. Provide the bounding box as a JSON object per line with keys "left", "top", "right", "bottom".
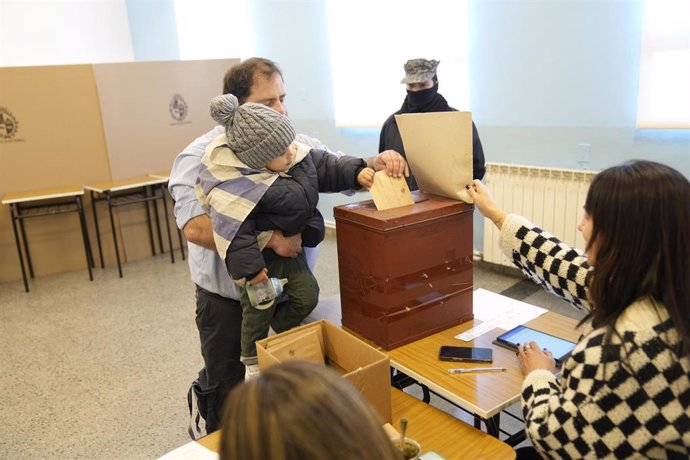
{"left": 379, "top": 91, "right": 486, "bottom": 191}
{"left": 227, "top": 149, "right": 365, "bottom": 279}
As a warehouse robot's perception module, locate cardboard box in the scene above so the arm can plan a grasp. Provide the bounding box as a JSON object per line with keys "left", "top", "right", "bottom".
{"left": 334, "top": 192, "right": 474, "bottom": 350}
{"left": 256, "top": 320, "right": 392, "bottom": 423}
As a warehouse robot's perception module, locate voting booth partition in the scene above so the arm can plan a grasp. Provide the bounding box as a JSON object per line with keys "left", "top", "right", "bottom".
{"left": 0, "top": 58, "right": 239, "bottom": 283}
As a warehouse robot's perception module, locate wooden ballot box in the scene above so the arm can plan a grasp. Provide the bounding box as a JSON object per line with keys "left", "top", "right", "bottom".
{"left": 334, "top": 192, "right": 474, "bottom": 349}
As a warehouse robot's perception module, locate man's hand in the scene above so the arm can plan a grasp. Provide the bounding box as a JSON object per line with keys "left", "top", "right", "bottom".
{"left": 370, "top": 150, "right": 409, "bottom": 178}
{"left": 267, "top": 230, "right": 302, "bottom": 258}
{"left": 182, "top": 214, "right": 216, "bottom": 250}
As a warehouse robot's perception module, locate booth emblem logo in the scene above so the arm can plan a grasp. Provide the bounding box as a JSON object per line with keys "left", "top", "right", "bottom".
{"left": 169, "top": 94, "right": 188, "bottom": 122}
{"left": 0, "top": 107, "right": 19, "bottom": 140}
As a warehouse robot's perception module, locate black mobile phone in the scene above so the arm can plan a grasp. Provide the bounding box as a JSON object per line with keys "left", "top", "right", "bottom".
{"left": 438, "top": 346, "right": 493, "bottom": 363}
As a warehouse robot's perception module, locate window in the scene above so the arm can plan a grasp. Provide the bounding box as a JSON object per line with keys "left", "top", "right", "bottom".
{"left": 636, "top": 0, "right": 690, "bottom": 129}
{"left": 326, "top": 0, "right": 470, "bottom": 128}
{"left": 174, "top": 0, "right": 253, "bottom": 60}
{"left": 0, "top": 0, "right": 133, "bottom": 66}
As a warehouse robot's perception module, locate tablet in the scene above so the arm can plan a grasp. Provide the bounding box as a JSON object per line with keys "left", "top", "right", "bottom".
{"left": 493, "top": 325, "right": 576, "bottom": 364}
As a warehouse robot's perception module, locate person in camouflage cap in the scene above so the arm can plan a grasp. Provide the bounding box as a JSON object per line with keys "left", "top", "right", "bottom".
{"left": 400, "top": 58, "right": 440, "bottom": 84}
{"left": 379, "top": 58, "right": 486, "bottom": 190}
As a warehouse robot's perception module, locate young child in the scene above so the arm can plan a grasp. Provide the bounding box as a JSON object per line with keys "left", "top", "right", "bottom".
{"left": 196, "top": 94, "right": 374, "bottom": 379}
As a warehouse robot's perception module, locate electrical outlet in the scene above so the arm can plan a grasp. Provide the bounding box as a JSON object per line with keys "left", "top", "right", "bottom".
{"left": 577, "top": 143, "right": 591, "bottom": 163}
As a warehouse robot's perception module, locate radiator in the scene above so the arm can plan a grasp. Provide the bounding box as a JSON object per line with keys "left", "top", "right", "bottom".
{"left": 482, "top": 162, "right": 597, "bottom": 267}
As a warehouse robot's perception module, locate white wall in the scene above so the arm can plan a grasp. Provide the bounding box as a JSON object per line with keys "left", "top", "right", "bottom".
{"left": 2, "top": 0, "right": 688, "bottom": 247}
{"left": 471, "top": 0, "right": 689, "bottom": 172}
{"left": 0, "top": 0, "right": 134, "bottom": 66}
{"left": 251, "top": 0, "right": 689, "bottom": 233}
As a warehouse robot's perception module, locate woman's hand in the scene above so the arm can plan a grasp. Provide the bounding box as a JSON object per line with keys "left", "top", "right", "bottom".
{"left": 357, "top": 167, "right": 375, "bottom": 189}
{"left": 517, "top": 341, "right": 557, "bottom": 374}
{"left": 466, "top": 179, "right": 508, "bottom": 229}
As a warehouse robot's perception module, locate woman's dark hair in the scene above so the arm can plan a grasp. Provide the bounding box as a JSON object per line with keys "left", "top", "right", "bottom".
{"left": 222, "top": 57, "right": 283, "bottom": 102}
{"left": 584, "top": 160, "right": 690, "bottom": 355}
{"left": 219, "top": 360, "right": 400, "bottom": 460}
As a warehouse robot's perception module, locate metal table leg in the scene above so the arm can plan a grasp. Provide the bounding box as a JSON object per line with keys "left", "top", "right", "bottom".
{"left": 106, "top": 193, "right": 123, "bottom": 278}
{"left": 76, "top": 196, "right": 94, "bottom": 281}
{"left": 159, "top": 184, "right": 175, "bottom": 264}
{"left": 420, "top": 384, "right": 431, "bottom": 403}
{"left": 9, "top": 204, "right": 30, "bottom": 292}
{"left": 177, "top": 228, "right": 186, "bottom": 260}
{"left": 17, "top": 208, "right": 34, "bottom": 278}
{"left": 484, "top": 413, "right": 501, "bottom": 438}
{"left": 90, "top": 190, "right": 105, "bottom": 269}
{"left": 143, "top": 186, "right": 158, "bottom": 255}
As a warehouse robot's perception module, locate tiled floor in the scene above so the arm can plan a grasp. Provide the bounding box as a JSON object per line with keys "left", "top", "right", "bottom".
{"left": 0, "top": 232, "right": 585, "bottom": 459}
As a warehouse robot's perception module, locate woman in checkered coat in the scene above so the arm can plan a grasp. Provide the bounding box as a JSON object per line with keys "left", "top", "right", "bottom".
{"left": 468, "top": 160, "right": 690, "bottom": 459}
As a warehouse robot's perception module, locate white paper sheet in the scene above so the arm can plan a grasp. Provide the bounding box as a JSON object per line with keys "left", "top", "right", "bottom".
{"left": 455, "top": 289, "right": 548, "bottom": 341}
{"left": 157, "top": 441, "right": 218, "bottom": 460}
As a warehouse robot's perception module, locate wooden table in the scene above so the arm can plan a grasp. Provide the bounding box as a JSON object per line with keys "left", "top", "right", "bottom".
{"left": 84, "top": 175, "right": 175, "bottom": 277}
{"left": 197, "top": 387, "right": 515, "bottom": 459}
{"left": 385, "top": 310, "right": 582, "bottom": 444}
{"left": 147, "top": 171, "right": 172, "bottom": 180}
{"left": 2, "top": 185, "right": 94, "bottom": 292}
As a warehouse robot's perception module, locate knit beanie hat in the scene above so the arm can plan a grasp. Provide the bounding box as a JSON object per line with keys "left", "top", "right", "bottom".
{"left": 209, "top": 94, "right": 296, "bottom": 169}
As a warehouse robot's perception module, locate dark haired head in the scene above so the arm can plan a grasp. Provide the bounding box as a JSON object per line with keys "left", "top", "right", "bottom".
{"left": 584, "top": 160, "right": 690, "bottom": 355}
{"left": 222, "top": 57, "right": 283, "bottom": 103}
{"left": 220, "top": 360, "right": 399, "bottom": 460}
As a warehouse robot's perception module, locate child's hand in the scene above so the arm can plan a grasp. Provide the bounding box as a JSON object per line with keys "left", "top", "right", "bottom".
{"left": 357, "top": 167, "right": 375, "bottom": 189}
{"left": 249, "top": 268, "right": 269, "bottom": 285}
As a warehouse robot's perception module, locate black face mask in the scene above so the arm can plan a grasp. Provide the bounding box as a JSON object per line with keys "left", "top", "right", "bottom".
{"left": 403, "top": 84, "right": 439, "bottom": 112}
{"left": 407, "top": 85, "right": 436, "bottom": 107}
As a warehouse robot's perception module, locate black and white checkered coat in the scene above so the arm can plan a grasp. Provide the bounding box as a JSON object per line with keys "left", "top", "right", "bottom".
{"left": 500, "top": 214, "right": 690, "bottom": 459}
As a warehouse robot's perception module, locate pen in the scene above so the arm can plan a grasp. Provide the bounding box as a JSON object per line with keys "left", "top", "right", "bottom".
{"left": 448, "top": 367, "right": 507, "bottom": 374}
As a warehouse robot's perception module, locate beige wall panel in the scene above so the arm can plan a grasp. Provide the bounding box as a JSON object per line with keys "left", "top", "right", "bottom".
{"left": 92, "top": 58, "right": 239, "bottom": 180}
{"left": 0, "top": 64, "right": 111, "bottom": 284}
{"left": 88, "top": 58, "right": 237, "bottom": 273}
{"left": 1, "top": 59, "right": 237, "bottom": 286}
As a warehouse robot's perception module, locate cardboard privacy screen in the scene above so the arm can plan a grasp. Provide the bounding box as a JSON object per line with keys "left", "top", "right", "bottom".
{"left": 395, "top": 111, "right": 474, "bottom": 203}
{"left": 93, "top": 58, "right": 238, "bottom": 180}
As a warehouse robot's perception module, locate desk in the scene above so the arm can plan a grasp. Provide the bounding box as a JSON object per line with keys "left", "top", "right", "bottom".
{"left": 196, "top": 388, "right": 515, "bottom": 459}
{"left": 84, "top": 175, "right": 175, "bottom": 277}
{"left": 1, "top": 186, "right": 94, "bottom": 292}
{"left": 386, "top": 310, "right": 581, "bottom": 445}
